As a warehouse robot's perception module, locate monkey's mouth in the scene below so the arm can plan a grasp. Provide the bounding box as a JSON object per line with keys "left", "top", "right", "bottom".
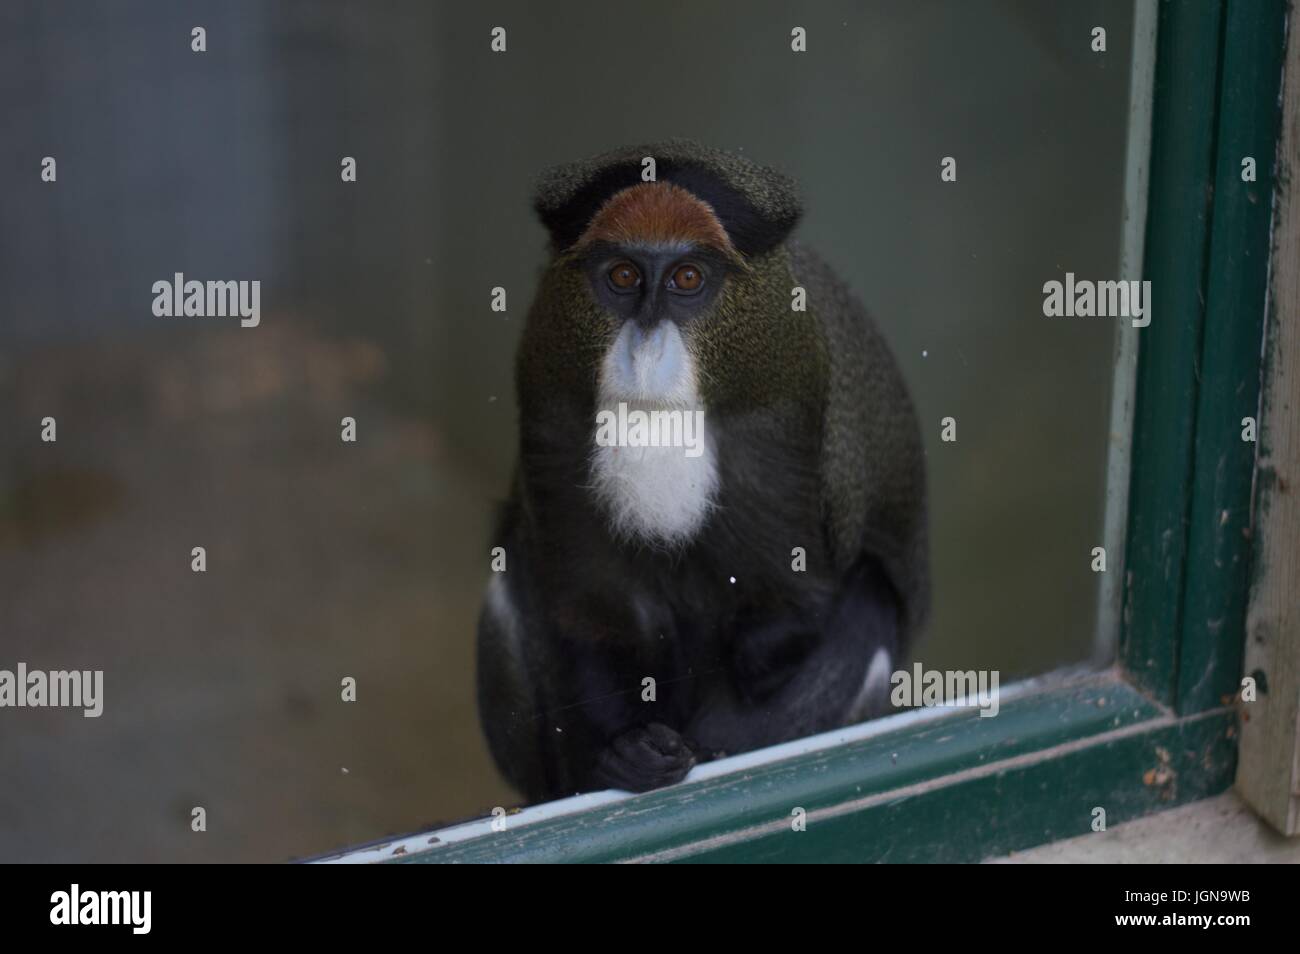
{"left": 601, "top": 321, "right": 696, "bottom": 405}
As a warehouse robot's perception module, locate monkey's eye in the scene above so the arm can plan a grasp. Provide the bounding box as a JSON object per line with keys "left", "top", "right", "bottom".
{"left": 668, "top": 263, "right": 704, "bottom": 294}
{"left": 607, "top": 261, "right": 641, "bottom": 292}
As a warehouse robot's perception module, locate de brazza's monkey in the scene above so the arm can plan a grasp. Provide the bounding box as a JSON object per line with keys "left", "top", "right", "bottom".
{"left": 477, "top": 140, "right": 929, "bottom": 802}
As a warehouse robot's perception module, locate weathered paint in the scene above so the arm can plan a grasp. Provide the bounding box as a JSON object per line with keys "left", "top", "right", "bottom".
{"left": 671, "top": 708, "right": 1236, "bottom": 864}
{"left": 1177, "top": 0, "right": 1289, "bottom": 715}
{"left": 391, "top": 677, "right": 1164, "bottom": 863}
{"left": 1121, "top": 0, "right": 1225, "bottom": 704}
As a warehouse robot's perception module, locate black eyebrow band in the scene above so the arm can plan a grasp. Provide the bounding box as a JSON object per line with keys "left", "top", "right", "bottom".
{"left": 538, "top": 160, "right": 799, "bottom": 258}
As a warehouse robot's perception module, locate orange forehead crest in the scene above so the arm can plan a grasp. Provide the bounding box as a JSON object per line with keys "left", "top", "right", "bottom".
{"left": 573, "top": 182, "right": 737, "bottom": 257}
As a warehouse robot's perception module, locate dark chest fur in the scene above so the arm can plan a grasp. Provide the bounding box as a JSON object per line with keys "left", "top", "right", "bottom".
{"left": 515, "top": 395, "right": 837, "bottom": 709}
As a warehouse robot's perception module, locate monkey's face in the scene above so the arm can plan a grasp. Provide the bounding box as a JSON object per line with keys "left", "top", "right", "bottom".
{"left": 521, "top": 163, "right": 820, "bottom": 419}
{"left": 565, "top": 182, "right": 746, "bottom": 406}
{"left": 574, "top": 240, "right": 736, "bottom": 404}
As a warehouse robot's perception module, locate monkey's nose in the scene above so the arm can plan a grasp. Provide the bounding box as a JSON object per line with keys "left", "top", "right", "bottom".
{"left": 609, "top": 320, "right": 688, "bottom": 400}
{"left": 623, "top": 320, "right": 666, "bottom": 356}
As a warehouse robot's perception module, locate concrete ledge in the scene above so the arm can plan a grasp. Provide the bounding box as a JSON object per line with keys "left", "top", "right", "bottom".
{"left": 986, "top": 792, "right": 1300, "bottom": 863}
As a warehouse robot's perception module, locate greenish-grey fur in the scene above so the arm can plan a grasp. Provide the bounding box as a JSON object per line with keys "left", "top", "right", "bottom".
{"left": 524, "top": 139, "right": 929, "bottom": 636}
{"left": 515, "top": 263, "right": 611, "bottom": 414}
{"left": 692, "top": 247, "right": 827, "bottom": 412}
{"left": 792, "top": 242, "right": 930, "bottom": 634}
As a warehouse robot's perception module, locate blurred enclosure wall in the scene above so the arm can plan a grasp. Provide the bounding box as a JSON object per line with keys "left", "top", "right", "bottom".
{"left": 0, "top": 0, "right": 1132, "bottom": 861}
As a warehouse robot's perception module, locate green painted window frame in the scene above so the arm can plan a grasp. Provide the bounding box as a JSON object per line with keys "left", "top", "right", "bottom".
{"left": 325, "top": 0, "right": 1290, "bottom": 864}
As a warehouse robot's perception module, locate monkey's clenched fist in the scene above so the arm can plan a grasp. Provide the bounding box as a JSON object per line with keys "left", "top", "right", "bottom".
{"left": 592, "top": 723, "right": 697, "bottom": 793}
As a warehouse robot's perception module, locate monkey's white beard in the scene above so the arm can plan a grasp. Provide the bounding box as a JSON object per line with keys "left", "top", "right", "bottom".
{"left": 591, "top": 322, "right": 719, "bottom": 546}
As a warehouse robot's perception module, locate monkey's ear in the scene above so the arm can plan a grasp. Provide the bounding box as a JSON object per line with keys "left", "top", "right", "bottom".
{"left": 533, "top": 140, "right": 802, "bottom": 259}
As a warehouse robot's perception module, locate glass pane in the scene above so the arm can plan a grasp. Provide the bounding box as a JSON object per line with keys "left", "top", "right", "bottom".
{"left": 0, "top": 0, "right": 1138, "bottom": 861}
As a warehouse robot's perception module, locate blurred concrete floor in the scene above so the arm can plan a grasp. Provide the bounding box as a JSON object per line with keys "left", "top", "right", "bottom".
{"left": 987, "top": 792, "right": 1300, "bottom": 863}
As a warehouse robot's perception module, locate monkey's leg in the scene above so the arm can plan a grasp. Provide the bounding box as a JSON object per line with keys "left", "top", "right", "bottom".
{"left": 477, "top": 572, "right": 558, "bottom": 803}
{"left": 687, "top": 559, "right": 900, "bottom": 758}
{"left": 729, "top": 606, "right": 823, "bottom": 702}
{"left": 480, "top": 502, "right": 697, "bottom": 796}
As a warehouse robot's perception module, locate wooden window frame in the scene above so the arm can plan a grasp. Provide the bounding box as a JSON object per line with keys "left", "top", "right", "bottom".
{"left": 323, "top": 0, "right": 1294, "bottom": 864}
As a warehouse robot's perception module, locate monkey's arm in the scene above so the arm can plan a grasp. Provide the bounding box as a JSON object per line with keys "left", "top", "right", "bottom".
{"left": 791, "top": 242, "right": 930, "bottom": 638}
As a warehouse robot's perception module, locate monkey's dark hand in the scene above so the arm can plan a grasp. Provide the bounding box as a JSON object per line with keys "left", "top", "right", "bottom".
{"left": 731, "top": 617, "right": 820, "bottom": 702}
{"left": 591, "top": 722, "right": 696, "bottom": 793}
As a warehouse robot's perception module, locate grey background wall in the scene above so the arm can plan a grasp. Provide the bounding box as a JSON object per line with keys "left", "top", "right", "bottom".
{"left": 0, "top": 0, "right": 1132, "bottom": 861}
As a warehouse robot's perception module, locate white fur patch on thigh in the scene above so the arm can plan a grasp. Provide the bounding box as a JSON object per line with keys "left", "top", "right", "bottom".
{"left": 863, "top": 647, "right": 892, "bottom": 698}
{"left": 484, "top": 574, "right": 523, "bottom": 660}
{"left": 851, "top": 647, "right": 893, "bottom": 720}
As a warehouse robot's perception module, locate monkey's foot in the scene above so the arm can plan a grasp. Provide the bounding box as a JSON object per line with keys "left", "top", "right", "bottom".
{"left": 591, "top": 723, "right": 696, "bottom": 793}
